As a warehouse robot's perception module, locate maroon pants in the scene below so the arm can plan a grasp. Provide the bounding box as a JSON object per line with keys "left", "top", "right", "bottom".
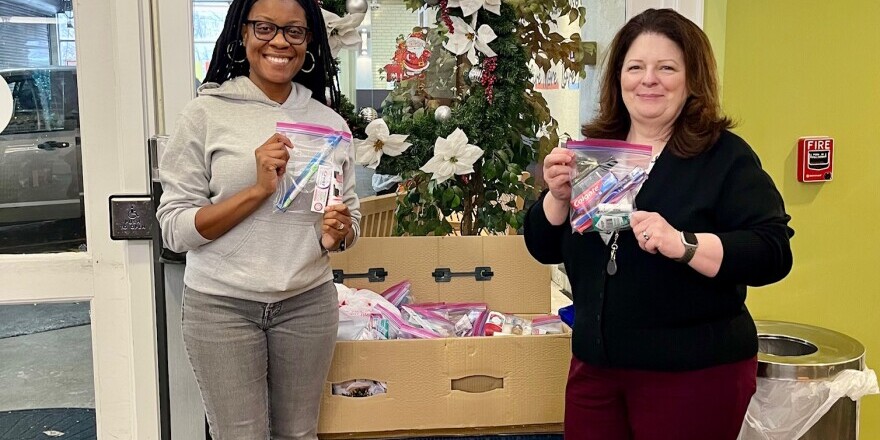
{"left": 564, "top": 356, "right": 757, "bottom": 440}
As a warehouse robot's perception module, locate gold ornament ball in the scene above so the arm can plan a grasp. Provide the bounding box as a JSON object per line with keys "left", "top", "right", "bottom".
{"left": 358, "top": 107, "right": 379, "bottom": 122}
{"left": 346, "top": 0, "right": 369, "bottom": 14}
{"left": 434, "top": 105, "right": 452, "bottom": 122}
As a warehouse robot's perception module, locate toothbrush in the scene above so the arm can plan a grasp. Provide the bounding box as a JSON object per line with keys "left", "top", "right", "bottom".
{"left": 276, "top": 134, "right": 343, "bottom": 211}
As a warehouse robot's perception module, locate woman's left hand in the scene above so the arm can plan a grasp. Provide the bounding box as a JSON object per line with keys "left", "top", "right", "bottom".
{"left": 630, "top": 211, "right": 685, "bottom": 260}
{"left": 321, "top": 204, "right": 351, "bottom": 250}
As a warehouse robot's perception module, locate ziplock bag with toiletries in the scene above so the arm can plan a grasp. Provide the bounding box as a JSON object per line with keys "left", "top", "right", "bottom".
{"left": 444, "top": 303, "right": 489, "bottom": 337}
{"left": 273, "top": 122, "right": 352, "bottom": 213}
{"left": 380, "top": 280, "right": 413, "bottom": 308}
{"left": 400, "top": 304, "right": 457, "bottom": 338}
{"left": 374, "top": 303, "right": 441, "bottom": 339}
{"left": 566, "top": 139, "right": 652, "bottom": 234}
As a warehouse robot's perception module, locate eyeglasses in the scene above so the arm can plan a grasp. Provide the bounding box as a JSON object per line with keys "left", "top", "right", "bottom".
{"left": 244, "top": 20, "right": 310, "bottom": 45}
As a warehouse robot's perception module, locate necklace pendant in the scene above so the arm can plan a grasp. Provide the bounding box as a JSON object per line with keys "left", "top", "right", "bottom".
{"left": 606, "top": 259, "right": 617, "bottom": 276}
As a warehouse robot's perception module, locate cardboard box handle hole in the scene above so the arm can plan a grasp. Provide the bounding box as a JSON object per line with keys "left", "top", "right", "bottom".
{"left": 451, "top": 375, "right": 504, "bottom": 393}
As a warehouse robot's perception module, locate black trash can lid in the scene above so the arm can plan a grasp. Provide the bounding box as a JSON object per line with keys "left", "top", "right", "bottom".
{"left": 756, "top": 320, "right": 865, "bottom": 381}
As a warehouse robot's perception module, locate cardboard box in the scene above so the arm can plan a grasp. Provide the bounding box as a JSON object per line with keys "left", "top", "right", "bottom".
{"left": 319, "top": 236, "right": 570, "bottom": 438}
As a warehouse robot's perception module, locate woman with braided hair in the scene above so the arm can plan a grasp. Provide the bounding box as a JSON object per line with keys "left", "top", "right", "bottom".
{"left": 156, "top": 0, "right": 360, "bottom": 438}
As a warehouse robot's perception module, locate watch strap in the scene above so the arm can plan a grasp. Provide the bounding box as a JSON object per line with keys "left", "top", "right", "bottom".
{"left": 674, "top": 231, "right": 698, "bottom": 264}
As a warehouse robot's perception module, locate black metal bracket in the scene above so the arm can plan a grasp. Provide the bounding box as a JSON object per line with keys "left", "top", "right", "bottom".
{"left": 332, "top": 267, "right": 388, "bottom": 284}
{"left": 432, "top": 266, "right": 494, "bottom": 282}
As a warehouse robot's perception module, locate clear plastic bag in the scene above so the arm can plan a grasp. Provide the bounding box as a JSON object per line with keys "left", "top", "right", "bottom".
{"left": 498, "top": 315, "right": 533, "bottom": 336}
{"left": 273, "top": 122, "right": 352, "bottom": 213}
{"left": 472, "top": 308, "right": 490, "bottom": 337}
{"left": 400, "top": 304, "right": 456, "bottom": 338}
{"left": 368, "top": 316, "right": 392, "bottom": 340}
{"left": 444, "top": 302, "right": 489, "bottom": 337}
{"left": 531, "top": 315, "right": 564, "bottom": 335}
{"left": 479, "top": 311, "right": 507, "bottom": 336}
{"left": 566, "top": 139, "right": 652, "bottom": 234}
{"left": 338, "top": 309, "right": 371, "bottom": 340}
{"left": 372, "top": 173, "right": 402, "bottom": 192}
{"left": 738, "top": 368, "right": 879, "bottom": 440}
{"left": 380, "top": 280, "right": 413, "bottom": 308}
{"left": 373, "top": 303, "right": 440, "bottom": 339}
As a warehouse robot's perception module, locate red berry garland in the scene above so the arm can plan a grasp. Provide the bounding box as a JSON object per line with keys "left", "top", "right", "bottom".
{"left": 440, "top": 0, "right": 454, "bottom": 33}
{"left": 480, "top": 56, "right": 498, "bottom": 104}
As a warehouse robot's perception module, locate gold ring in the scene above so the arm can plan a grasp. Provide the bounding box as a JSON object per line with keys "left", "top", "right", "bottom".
{"left": 642, "top": 231, "right": 650, "bottom": 241}
{"left": 337, "top": 223, "right": 345, "bottom": 230}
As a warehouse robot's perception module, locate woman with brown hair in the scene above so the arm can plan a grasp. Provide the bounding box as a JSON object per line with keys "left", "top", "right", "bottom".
{"left": 525, "top": 9, "right": 793, "bottom": 440}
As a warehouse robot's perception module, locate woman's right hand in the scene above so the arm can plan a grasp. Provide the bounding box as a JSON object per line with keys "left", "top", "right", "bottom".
{"left": 543, "top": 147, "right": 576, "bottom": 202}
{"left": 253, "top": 133, "right": 293, "bottom": 198}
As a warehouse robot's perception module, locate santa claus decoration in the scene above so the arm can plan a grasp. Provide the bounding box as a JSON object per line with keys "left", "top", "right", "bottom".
{"left": 385, "top": 28, "right": 432, "bottom": 82}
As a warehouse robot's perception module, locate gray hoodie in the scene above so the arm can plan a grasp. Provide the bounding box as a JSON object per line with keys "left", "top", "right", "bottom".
{"left": 157, "top": 77, "right": 360, "bottom": 302}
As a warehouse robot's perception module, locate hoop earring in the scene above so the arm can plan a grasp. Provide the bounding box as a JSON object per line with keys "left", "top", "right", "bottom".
{"left": 226, "top": 41, "right": 246, "bottom": 64}
{"left": 300, "top": 51, "right": 316, "bottom": 73}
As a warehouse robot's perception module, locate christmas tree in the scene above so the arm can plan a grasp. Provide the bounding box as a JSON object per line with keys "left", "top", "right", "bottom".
{"left": 351, "top": 0, "right": 594, "bottom": 236}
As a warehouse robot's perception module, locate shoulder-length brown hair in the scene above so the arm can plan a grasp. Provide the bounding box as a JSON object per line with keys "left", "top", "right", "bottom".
{"left": 582, "top": 8, "right": 733, "bottom": 158}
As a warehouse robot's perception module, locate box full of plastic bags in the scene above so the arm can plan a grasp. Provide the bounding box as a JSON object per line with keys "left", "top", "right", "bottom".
{"left": 318, "top": 236, "right": 570, "bottom": 437}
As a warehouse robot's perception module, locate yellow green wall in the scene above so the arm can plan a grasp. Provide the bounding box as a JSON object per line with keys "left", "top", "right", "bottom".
{"left": 702, "top": 0, "right": 726, "bottom": 97}
{"left": 706, "top": 0, "right": 880, "bottom": 437}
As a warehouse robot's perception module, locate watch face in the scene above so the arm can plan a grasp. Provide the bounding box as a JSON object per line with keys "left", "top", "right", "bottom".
{"left": 683, "top": 231, "right": 698, "bottom": 247}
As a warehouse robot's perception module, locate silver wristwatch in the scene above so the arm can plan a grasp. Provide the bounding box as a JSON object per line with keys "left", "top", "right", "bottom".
{"left": 674, "top": 231, "right": 698, "bottom": 264}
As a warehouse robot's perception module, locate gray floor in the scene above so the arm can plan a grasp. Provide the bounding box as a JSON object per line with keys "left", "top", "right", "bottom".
{"left": 0, "top": 305, "right": 95, "bottom": 412}
{"left": 0, "top": 302, "right": 90, "bottom": 339}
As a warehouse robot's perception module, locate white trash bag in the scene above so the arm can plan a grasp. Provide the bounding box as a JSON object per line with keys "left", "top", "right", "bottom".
{"left": 738, "top": 368, "right": 879, "bottom": 440}
{"left": 335, "top": 283, "right": 400, "bottom": 340}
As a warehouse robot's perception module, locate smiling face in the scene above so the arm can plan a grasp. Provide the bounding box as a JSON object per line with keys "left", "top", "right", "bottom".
{"left": 620, "top": 32, "right": 688, "bottom": 132}
{"left": 243, "top": 0, "right": 310, "bottom": 102}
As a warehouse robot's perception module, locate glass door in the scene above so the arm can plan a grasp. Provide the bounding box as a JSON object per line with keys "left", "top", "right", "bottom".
{"left": 0, "top": 0, "right": 159, "bottom": 438}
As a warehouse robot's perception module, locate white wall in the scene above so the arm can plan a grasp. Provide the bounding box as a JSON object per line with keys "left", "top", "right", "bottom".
{"left": 626, "top": 0, "right": 703, "bottom": 27}
{"left": 579, "top": 0, "right": 627, "bottom": 127}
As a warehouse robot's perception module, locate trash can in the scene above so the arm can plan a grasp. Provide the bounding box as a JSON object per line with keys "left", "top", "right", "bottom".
{"left": 745, "top": 320, "right": 868, "bottom": 440}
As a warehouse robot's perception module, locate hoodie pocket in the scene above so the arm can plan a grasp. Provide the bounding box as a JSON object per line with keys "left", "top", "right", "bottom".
{"left": 212, "top": 217, "right": 325, "bottom": 293}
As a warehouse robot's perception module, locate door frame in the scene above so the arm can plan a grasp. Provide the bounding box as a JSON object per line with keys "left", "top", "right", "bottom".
{"left": 0, "top": 0, "right": 161, "bottom": 437}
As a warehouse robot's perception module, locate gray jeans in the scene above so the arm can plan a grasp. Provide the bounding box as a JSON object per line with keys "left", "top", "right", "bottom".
{"left": 182, "top": 281, "right": 338, "bottom": 440}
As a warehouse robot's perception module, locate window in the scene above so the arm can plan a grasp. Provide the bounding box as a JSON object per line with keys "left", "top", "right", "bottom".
{"left": 56, "top": 12, "right": 77, "bottom": 66}
{"left": 193, "top": 1, "right": 233, "bottom": 83}
{"left": 1, "top": 70, "right": 76, "bottom": 135}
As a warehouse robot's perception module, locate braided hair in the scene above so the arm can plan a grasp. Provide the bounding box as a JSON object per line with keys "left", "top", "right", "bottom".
{"left": 203, "top": 0, "right": 341, "bottom": 110}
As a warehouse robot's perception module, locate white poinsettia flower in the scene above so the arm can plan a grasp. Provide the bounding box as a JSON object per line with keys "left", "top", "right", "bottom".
{"left": 443, "top": 16, "right": 497, "bottom": 65}
{"left": 354, "top": 119, "right": 412, "bottom": 169}
{"left": 448, "top": 0, "right": 501, "bottom": 16}
{"left": 420, "top": 128, "right": 485, "bottom": 184}
{"left": 322, "top": 9, "right": 366, "bottom": 57}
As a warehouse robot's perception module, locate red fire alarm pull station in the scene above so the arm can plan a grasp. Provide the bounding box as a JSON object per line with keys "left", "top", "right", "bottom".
{"left": 797, "top": 136, "right": 834, "bottom": 182}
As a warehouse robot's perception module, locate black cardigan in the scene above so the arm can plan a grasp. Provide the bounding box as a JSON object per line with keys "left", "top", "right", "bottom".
{"left": 525, "top": 130, "right": 794, "bottom": 371}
